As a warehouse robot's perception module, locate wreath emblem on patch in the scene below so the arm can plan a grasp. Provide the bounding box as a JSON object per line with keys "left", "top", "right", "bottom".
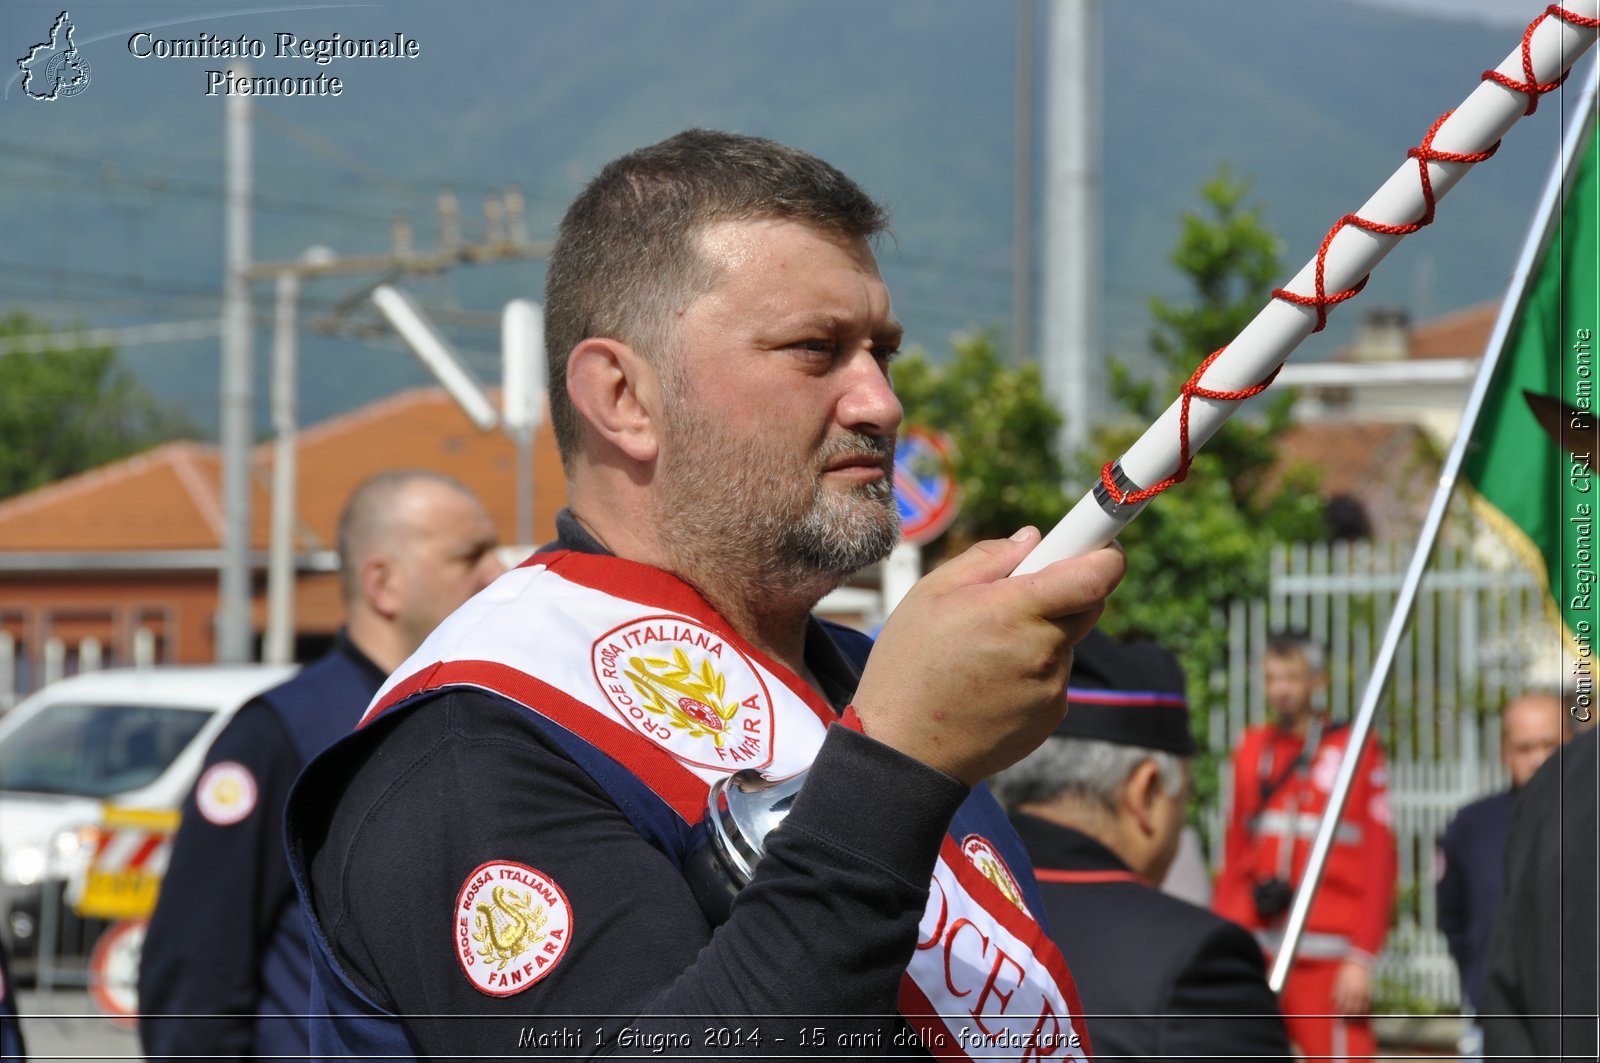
{"left": 592, "top": 615, "right": 775, "bottom": 770}
{"left": 195, "top": 761, "right": 257, "bottom": 826}
{"left": 961, "top": 834, "right": 1031, "bottom": 915}
{"left": 455, "top": 860, "right": 571, "bottom": 997}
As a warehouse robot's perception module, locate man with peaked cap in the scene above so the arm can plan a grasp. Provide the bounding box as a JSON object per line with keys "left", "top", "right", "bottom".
{"left": 992, "top": 628, "right": 1293, "bottom": 1063}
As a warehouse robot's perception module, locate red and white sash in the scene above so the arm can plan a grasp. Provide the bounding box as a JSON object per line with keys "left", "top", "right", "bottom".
{"left": 364, "top": 551, "right": 1092, "bottom": 1061}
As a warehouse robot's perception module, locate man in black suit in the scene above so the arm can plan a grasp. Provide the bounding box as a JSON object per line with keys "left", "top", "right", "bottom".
{"left": 1437, "top": 691, "right": 1570, "bottom": 1057}
{"left": 992, "top": 628, "right": 1293, "bottom": 1063}
{"left": 1482, "top": 721, "right": 1598, "bottom": 1062}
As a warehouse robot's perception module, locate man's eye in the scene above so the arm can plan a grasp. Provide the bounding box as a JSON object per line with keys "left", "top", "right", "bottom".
{"left": 874, "top": 345, "right": 901, "bottom": 363}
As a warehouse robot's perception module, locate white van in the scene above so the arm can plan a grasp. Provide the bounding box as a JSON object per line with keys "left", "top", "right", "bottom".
{"left": 0, "top": 665, "right": 296, "bottom": 973}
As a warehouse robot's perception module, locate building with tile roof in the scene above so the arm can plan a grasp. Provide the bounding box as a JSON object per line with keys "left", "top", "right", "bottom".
{"left": 1270, "top": 301, "right": 1498, "bottom": 538}
{"left": 0, "top": 388, "right": 564, "bottom": 697}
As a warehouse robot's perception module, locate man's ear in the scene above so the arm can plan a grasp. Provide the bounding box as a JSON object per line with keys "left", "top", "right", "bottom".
{"left": 361, "top": 555, "right": 399, "bottom": 620}
{"left": 1124, "top": 759, "right": 1163, "bottom": 837}
{"left": 566, "top": 338, "right": 661, "bottom": 464}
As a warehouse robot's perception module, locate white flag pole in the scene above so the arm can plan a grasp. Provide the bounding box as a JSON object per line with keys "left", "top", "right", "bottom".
{"left": 1268, "top": 55, "right": 1600, "bottom": 993}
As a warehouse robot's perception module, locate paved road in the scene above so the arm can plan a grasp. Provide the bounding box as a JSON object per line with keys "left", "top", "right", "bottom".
{"left": 16, "top": 989, "right": 141, "bottom": 1059}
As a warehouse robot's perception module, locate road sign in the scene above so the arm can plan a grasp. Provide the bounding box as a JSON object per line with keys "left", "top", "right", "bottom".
{"left": 88, "top": 918, "right": 145, "bottom": 1026}
{"left": 76, "top": 806, "right": 179, "bottom": 921}
{"left": 894, "top": 427, "right": 959, "bottom": 546}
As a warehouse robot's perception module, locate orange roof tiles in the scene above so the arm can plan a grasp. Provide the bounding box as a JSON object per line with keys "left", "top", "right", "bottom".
{"left": 0, "top": 388, "right": 566, "bottom": 555}
{"left": 1408, "top": 301, "right": 1500, "bottom": 361}
{"left": 1333, "top": 299, "right": 1501, "bottom": 363}
{"left": 1268, "top": 420, "right": 1440, "bottom": 540}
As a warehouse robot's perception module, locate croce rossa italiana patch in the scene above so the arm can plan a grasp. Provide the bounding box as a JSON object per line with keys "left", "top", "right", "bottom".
{"left": 455, "top": 860, "right": 572, "bottom": 996}
{"left": 591, "top": 615, "right": 775, "bottom": 770}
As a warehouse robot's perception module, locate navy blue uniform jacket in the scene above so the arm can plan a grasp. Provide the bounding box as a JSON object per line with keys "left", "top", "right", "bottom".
{"left": 0, "top": 937, "right": 24, "bottom": 1060}
{"left": 1010, "top": 812, "right": 1293, "bottom": 1063}
{"left": 138, "top": 634, "right": 385, "bottom": 1060}
{"left": 1436, "top": 788, "right": 1513, "bottom": 1013}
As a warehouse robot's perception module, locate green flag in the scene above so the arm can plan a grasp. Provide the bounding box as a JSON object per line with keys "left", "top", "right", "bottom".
{"left": 1463, "top": 104, "right": 1599, "bottom": 713}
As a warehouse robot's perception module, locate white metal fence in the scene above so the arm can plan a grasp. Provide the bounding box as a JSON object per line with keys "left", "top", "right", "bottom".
{"left": 1206, "top": 532, "right": 1560, "bottom": 1011}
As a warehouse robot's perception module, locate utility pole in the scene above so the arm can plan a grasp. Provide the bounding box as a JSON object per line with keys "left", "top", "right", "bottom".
{"left": 264, "top": 267, "right": 302, "bottom": 666}
{"left": 1013, "top": 0, "right": 1035, "bottom": 364}
{"left": 1042, "top": 0, "right": 1101, "bottom": 462}
{"left": 217, "top": 65, "right": 254, "bottom": 664}
{"left": 502, "top": 299, "right": 545, "bottom": 548}
{"left": 251, "top": 201, "right": 550, "bottom": 653}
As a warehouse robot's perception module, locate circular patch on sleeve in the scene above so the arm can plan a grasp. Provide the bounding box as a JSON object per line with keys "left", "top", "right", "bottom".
{"left": 960, "top": 834, "right": 1032, "bottom": 915}
{"left": 455, "top": 860, "right": 573, "bottom": 997}
{"left": 195, "top": 761, "right": 258, "bottom": 826}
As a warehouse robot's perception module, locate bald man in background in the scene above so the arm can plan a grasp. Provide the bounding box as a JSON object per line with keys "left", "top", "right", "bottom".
{"left": 140, "top": 469, "right": 504, "bottom": 1061}
{"left": 1436, "top": 690, "right": 1572, "bottom": 1058}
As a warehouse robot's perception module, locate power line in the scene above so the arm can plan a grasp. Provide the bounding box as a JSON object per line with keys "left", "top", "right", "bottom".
{"left": 0, "top": 152, "right": 398, "bottom": 227}
{"left": 0, "top": 260, "right": 219, "bottom": 298}
{"left": 0, "top": 320, "right": 220, "bottom": 357}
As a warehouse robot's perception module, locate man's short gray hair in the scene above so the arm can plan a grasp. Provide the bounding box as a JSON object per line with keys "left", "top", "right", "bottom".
{"left": 543, "top": 129, "right": 891, "bottom": 471}
{"left": 990, "top": 736, "right": 1187, "bottom": 813}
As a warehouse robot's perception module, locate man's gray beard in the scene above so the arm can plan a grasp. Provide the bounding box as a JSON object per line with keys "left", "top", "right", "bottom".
{"left": 771, "top": 460, "right": 899, "bottom": 580}
{"left": 656, "top": 425, "right": 901, "bottom": 598}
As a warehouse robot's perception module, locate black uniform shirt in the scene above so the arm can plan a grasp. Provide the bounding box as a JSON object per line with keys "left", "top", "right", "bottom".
{"left": 296, "top": 517, "right": 973, "bottom": 1057}
{"left": 1483, "top": 726, "right": 1599, "bottom": 1063}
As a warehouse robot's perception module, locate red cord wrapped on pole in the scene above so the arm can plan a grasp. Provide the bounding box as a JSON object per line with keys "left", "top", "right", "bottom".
{"left": 1014, "top": 1, "right": 1600, "bottom": 577}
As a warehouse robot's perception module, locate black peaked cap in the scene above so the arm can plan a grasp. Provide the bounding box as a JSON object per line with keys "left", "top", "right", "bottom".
{"left": 1056, "top": 627, "right": 1196, "bottom": 756}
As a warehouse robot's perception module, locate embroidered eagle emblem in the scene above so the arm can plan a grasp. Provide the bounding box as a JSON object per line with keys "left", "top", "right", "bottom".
{"left": 593, "top": 615, "right": 777, "bottom": 771}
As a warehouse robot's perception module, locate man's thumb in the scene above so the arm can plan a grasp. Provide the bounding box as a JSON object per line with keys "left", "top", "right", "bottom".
{"left": 926, "top": 527, "right": 1041, "bottom": 589}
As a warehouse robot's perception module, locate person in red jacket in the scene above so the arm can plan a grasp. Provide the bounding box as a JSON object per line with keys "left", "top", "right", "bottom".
{"left": 1214, "top": 630, "right": 1397, "bottom": 1062}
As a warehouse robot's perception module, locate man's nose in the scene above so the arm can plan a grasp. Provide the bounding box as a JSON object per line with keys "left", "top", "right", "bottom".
{"left": 837, "top": 348, "right": 903, "bottom": 437}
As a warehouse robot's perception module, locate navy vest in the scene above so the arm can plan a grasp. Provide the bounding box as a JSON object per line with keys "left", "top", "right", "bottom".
{"left": 285, "top": 622, "right": 881, "bottom": 1062}
{"left": 251, "top": 643, "right": 381, "bottom": 1059}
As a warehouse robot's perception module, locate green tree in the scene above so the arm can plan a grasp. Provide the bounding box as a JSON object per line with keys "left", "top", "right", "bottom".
{"left": 892, "top": 329, "right": 1070, "bottom": 553}
{"left": 0, "top": 312, "right": 197, "bottom": 498}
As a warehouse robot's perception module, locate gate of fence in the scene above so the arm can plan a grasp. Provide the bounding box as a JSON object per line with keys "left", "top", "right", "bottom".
{"left": 1207, "top": 533, "right": 1562, "bottom": 1010}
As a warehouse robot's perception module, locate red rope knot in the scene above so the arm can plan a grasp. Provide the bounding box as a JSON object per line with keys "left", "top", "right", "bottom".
{"left": 1483, "top": 4, "right": 1600, "bottom": 115}
{"left": 1405, "top": 110, "right": 1500, "bottom": 231}
{"left": 1098, "top": 347, "right": 1282, "bottom": 507}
